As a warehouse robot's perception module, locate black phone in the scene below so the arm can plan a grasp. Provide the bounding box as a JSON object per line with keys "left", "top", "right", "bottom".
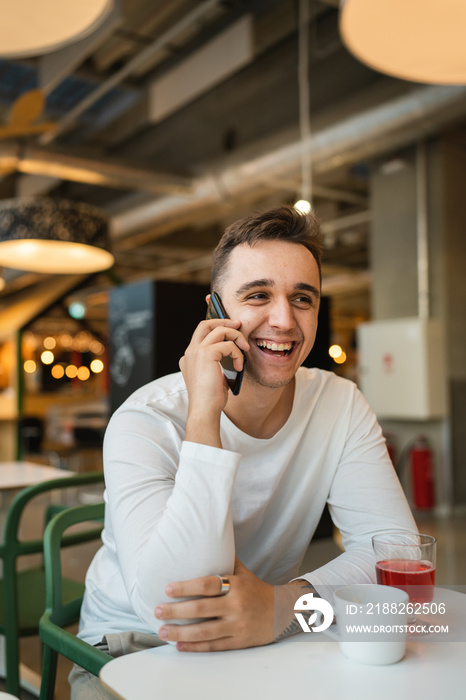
{"left": 205, "top": 292, "right": 246, "bottom": 395}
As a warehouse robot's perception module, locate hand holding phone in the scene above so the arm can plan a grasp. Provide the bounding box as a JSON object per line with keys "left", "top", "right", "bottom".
{"left": 206, "top": 292, "right": 246, "bottom": 395}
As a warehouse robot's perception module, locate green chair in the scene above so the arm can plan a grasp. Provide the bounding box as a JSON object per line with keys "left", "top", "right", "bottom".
{"left": 0, "top": 471, "right": 104, "bottom": 697}
{"left": 39, "top": 502, "right": 111, "bottom": 700}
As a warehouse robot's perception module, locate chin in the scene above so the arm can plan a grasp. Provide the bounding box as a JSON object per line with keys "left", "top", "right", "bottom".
{"left": 245, "top": 369, "right": 296, "bottom": 390}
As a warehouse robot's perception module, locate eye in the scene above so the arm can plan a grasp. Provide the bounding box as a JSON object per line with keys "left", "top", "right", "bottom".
{"left": 293, "top": 295, "right": 313, "bottom": 308}
{"left": 246, "top": 292, "right": 269, "bottom": 302}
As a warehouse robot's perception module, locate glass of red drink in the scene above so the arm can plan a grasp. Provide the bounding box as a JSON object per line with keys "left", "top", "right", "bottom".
{"left": 372, "top": 532, "right": 437, "bottom": 604}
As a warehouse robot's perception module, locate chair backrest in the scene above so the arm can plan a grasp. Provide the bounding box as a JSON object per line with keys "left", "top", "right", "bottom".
{"left": 1, "top": 471, "right": 105, "bottom": 562}
{"left": 44, "top": 501, "right": 104, "bottom": 626}
{"left": 39, "top": 501, "right": 111, "bottom": 684}
{"left": 0, "top": 472, "right": 105, "bottom": 617}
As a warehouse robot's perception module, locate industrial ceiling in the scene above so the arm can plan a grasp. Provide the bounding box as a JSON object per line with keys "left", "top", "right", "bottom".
{"left": 1, "top": 0, "right": 466, "bottom": 333}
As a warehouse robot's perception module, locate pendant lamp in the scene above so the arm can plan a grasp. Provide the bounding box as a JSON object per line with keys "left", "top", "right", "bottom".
{"left": 0, "top": 0, "right": 113, "bottom": 58}
{"left": 0, "top": 198, "right": 114, "bottom": 274}
{"left": 339, "top": 0, "right": 466, "bottom": 85}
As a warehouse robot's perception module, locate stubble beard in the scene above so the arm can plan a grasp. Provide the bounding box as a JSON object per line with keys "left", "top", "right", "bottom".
{"left": 244, "top": 362, "right": 296, "bottom": 390}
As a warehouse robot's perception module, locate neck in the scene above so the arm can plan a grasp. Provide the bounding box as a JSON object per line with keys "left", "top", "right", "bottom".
{"left": 224, "top": 376, "right": 295, "bottom": 439}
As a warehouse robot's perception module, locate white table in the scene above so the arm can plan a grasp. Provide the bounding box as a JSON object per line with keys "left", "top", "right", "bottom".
{"left": 100, "top": 588, "right": 466, "bottom": 700}
{"left": 0, "top": 461, "right": 73, "bottom": 490}
{"left": 0, "top": 461, "right": 74, "bottom": 533}
{"left": 0, "top": 460, "right": 75, "bottom": 532}
{"left": 0, "top": 461, "right": 74, "bottom": 696}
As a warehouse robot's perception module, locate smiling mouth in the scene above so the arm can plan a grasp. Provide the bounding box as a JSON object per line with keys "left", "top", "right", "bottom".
{"left": 255, "top": 339, "right": 295, "bottom": 357}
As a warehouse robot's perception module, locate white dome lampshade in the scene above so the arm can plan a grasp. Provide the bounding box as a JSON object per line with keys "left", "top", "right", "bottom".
{"left": 0, "top": 0, "right": 114, "bottom": 58}
{"left": 0, "top": 198, "right": 114, "bottom": 274}
{"left": 339, "top": 0, "right": 466, "bottom": 85}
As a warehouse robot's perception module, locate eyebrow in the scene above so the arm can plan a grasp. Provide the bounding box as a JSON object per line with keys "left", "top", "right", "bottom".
{"left": 234, "top": 279, "right": 320, "bottom": 300}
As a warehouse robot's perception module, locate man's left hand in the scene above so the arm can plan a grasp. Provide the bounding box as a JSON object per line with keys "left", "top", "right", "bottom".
{"left": 155, "top": 557, "right": 275, "bottom": 651}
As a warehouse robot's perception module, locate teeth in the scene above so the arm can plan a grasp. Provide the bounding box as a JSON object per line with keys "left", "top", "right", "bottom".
{"left": 257, "top": 340, "right": 292, "bottom": 351}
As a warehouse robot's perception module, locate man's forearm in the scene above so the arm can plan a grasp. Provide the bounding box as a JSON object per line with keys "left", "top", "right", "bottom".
{"left": 185, "top": 406, "right": 222, "bottom": 448}
{"left": 273, "top": 580, "right": 319, "bottom": 642}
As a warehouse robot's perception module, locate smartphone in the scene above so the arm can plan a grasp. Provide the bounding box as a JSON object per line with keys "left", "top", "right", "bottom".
{"left": 205, "top": 292, "right": 246, "bottom": 395}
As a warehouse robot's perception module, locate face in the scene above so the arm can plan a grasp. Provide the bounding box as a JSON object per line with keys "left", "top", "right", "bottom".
{"left": 217, "top": 240, "right": 321, "bottom": 390}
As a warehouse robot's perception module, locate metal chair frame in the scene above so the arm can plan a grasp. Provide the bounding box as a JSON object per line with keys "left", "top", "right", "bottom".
{"left": 0, "top": 472, "right": 104, "bottom": 696}
{"left": 39, "top": 501, "right": 111, "bottom": 700}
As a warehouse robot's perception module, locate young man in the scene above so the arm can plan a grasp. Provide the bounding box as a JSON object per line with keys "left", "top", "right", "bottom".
{"left": 72, "top": 205, "right": 416, "bottom": 695}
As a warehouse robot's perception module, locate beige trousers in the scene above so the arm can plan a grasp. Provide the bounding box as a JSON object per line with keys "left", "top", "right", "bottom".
{"left": 69, "top": 632, "right": 167, "bottom": 699}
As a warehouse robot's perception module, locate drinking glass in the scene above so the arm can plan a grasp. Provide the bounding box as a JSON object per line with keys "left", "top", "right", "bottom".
{"left": 372, "top": 532, "right": 437, "bottom": 604}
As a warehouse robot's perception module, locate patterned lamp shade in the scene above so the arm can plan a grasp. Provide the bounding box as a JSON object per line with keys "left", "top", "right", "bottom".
{"left": 0, "top": 198, "right": 114, "bottom": 274}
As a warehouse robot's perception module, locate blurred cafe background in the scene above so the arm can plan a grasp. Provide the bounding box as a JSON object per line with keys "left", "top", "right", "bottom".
{"left": 0, "top": 0, "right": 465, "bottom": 566}
{"left": 1, "top": 1, "right": 466, "bottom": 694}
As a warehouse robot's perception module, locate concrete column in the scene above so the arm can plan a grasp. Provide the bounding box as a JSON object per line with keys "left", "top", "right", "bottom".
{"left": 369, "top": 136, "right": 466, "bottom": 508}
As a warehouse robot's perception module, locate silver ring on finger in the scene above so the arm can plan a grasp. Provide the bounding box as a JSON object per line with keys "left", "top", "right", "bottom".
{"left": 215, "top": 575, "right": 230, "bottom": 596}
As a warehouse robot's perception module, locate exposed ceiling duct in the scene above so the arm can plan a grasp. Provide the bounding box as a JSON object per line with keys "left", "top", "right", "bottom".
{"left": 0, "top": 142, "right": 193, "bottom": 196}
{"left": 111, "top": 82, "right": 466, "bottom": 245}
{"left": 1, "top": 82, "right": 465, "bottom": 250}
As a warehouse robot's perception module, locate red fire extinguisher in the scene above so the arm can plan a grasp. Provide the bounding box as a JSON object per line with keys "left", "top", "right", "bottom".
{"left": 410, "top": 435, "right": 435, "bottom": 509}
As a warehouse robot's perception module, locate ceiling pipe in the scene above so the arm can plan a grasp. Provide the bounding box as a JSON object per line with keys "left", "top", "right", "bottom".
{"left": 1, "top": 83, "right": 466, "bottom": 239}
{"left": 92, "top": 0, "right": 191, "bottom": 72}
{"left": 111, "top": 83, "right": 466, "bottom": 244}
{"left": 0, "top": 142, "right": 193, "bottom": 195}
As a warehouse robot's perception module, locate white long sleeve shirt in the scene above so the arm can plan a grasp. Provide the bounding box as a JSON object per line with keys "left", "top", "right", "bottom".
{"left": 78, "top": 367, "right": 417, "bottom": 645}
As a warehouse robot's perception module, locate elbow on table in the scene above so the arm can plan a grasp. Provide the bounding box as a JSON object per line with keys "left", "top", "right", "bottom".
{"left": 130, "top": 548, "right": 235, "bottom": 633}
{"left": 131, "top": 584, "right": 165, "bottom": 635}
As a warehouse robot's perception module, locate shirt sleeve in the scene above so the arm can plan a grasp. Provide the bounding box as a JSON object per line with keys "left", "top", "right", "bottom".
{"left": 103, "top": 401, "right": 241, "bottom": 633}
{"left": 298, "top": 386, "right": 418, "bottom": 604}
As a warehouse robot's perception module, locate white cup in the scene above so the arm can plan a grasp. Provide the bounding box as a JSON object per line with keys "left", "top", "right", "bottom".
{"left": 332, "top": 584, "right": 409, "bottom": 665}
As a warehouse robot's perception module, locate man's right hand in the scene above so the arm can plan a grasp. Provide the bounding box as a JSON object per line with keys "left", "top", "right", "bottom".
{"left": 179, "top": 318, "right": 249, "bottom": 447}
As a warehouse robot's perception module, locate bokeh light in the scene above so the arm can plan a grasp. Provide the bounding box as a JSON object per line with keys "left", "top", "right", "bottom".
{"left": 329, "top": 344, "right": 343, "bottom": 359}
{"left": 90, "top": 359, "right": 104, "bottom": 374}
{"left": 334, "top": 351, "right": 347, "bottom": 365}
{"left": 89, "top": 340, "right": 105, "bottom": 355}
{"left": 41, "top": 350, "right": 54, "bottom": 365}
{"left": 69, "top": 301, "right": 86, "bottom": 319}
{"left": 77, "top": 366, "right": 90, "bottom": 381}
{"left": 51, "top": 364, "right": 65, "bottom": 379}
{"left": 294, "top": 199, "right": 312, "bottom": 214}
{"left": 60, "top": 334, "right": 73, "bottom": 348}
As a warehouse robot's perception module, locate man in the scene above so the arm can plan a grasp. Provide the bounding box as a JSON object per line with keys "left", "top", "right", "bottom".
{"left": 72, "top": 205, "right": 416, "bottom": 696}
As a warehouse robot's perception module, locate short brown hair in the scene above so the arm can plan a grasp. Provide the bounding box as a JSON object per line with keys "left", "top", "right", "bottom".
{"left": 211, "top": 204, "right": 323, "bottom": 291}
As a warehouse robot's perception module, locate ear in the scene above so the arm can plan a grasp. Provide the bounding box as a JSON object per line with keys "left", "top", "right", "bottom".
{"left": 205, "top": 294, "right": 211, "bottom": 306}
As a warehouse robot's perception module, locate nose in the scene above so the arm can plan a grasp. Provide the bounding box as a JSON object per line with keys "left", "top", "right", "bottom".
{"left": 267, "top": 298, "right": 296, "bottom": 331}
